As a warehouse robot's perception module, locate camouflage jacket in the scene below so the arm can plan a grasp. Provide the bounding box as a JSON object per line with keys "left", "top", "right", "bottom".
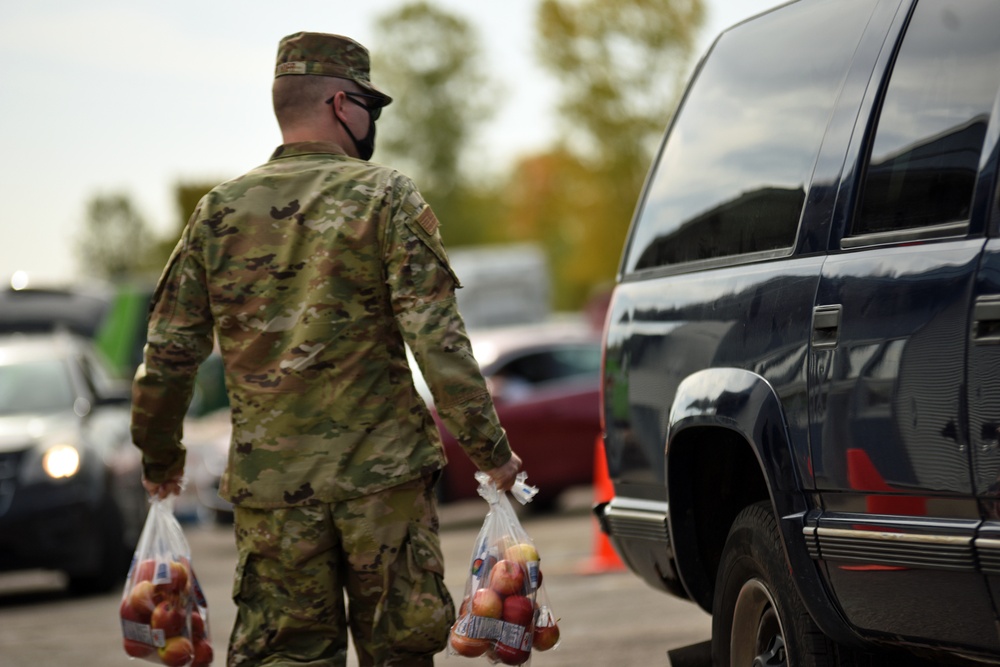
{"left": 131, "top": 141, "right": 512, "bottom": 508}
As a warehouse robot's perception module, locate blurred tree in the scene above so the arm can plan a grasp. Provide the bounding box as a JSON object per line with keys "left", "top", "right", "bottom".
{"left": 373, "top": 1, "right": 499, "bottom": 247}
{"left": 504, "top": 147, "right": 605, "bottom": 310}
{"left": 75, "top": 193, "right": 153, "bottom": 281}
{"left": 525, "top": 0, "right": 704, "bottom": 307}
{"left": 537, "top": 0, "right": 703, "bottom": 166}
{"left": 144, "top": 181, "right": 221, "bottom": 272}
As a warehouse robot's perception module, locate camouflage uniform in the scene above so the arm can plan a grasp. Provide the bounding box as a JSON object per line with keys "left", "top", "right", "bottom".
{"left": 130, "top": 32, "right": 511, "bottom": 667}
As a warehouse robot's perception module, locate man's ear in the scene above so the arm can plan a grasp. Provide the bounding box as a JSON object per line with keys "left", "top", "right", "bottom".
{"left": 329, "top": 90, "right": 350, "bottom": 123}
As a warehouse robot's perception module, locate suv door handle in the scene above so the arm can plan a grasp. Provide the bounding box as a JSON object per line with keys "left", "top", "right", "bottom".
{"left": 812, "top": 305, "right": 842, "bottom": 349}
{"left": 973, "top": 295, "right": 1000, "bottom": 344}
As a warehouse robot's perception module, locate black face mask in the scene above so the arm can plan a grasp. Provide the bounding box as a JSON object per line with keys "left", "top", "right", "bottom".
{"left": 337, "top": 110, "right": 376, "bottom": 161}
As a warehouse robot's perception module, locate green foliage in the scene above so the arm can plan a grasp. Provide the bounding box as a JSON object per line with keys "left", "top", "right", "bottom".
{"left": 372, "top": 1, "right": 498, "bottom": 247}
{"left": 514, "top": 0, "right": 704, "bottom": 309}
{"left": 537, "top": 0, "right": 704, "bottom": 169}
{"left": 75, "top": 193, "right": 153, "bottom": 281}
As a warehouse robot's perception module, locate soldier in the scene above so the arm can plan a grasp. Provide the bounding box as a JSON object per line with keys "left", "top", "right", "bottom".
{"left": 130, "top": 31, "right": 522, "bottom": 667}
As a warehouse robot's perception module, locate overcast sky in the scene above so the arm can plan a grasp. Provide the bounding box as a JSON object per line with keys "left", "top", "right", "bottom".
{"left": 0, "top": 0, "right": 779, "bottom": 287}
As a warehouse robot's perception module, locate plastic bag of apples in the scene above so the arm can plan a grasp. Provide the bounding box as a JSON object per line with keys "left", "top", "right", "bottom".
{"left": 449, "top": 471, "right": 561, "bottom": 665}
{"left": 119, "top": 496, "right": 213, "bottom": 666}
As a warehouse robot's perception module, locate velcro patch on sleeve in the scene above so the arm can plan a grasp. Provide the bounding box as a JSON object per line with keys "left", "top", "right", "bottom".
{"left": 417, "top": 207, "right": 439, "bottom": 235}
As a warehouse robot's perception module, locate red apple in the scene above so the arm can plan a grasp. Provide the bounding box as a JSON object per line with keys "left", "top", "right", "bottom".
{"left": 190, "top": 610, "right": 207, "bottom": 641}
{"left": 151, "top": 600, "right": 186, "bottom": 637}
{"left": 120, "top": 597, "right": 145, "bottom": 625}
{"left": 449, "top": 628, "right": 490, "bottom": 657}
{"left": 167, "top": 560, "right": 191, "bottom": 595}
{"left": 488, "top": 559, "right": 525, "bottom": 596}
{"left": 494, "top": 641, "right": 531, "bottom": 665}
{"left": 502, "top": 594, "right": 534, "bottom": 627}
{"left": 158, "top": 636, "right": 194, "bottom": 667}
{"left": 122, "top": 637, "right": 155, "bottom": 658}
{"left": 471, "top": 588, "right": 503, "bottom": 618}
{"left": 125, "top": 580, "right": 157, "bottom": 621}
{"left": 192, "top": 638, "right": 214, "bottom": 666}
{"left": 533, "top": 619, "right": 560, "bottom": 651}
{"left": 133, "top": 558, "right": 156, "bottom": 583}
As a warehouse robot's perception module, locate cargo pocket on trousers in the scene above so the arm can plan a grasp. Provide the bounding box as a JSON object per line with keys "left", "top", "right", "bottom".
{"left": 388, "top": 522, "right": 455, "bottom": 656}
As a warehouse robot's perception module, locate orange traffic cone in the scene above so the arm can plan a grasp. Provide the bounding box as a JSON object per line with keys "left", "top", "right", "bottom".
{"left": 577, "top": 436, "right": 626, "bottom": 574}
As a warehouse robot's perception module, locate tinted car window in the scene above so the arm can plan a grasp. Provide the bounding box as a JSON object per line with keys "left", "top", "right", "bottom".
{"left": 495, "top": 345, "right": 601, "bottom": 386}
{"left": 854, "top": 0, "right": 1000, "bottom": 236}
{"left": 625, "top": 0, "right": 878, "bottom": 273}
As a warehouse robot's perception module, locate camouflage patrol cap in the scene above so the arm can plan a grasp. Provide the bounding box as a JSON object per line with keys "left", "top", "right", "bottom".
{"left": 275, "top": 32, "right": 392, "bottom": 105}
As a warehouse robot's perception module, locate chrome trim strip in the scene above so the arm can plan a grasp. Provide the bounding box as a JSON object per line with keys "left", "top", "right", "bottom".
{"left": 975, "top": 538, "right": 1000, "bottom": 551}
{"left": 974, "top": 538, "right": 1000, "bottom": 575}
{"left": 809, "top": 526, "right": 977, "bottom": 572}
{"left": 816, "top": 527, "right": 971, "bottom": 546}
{"left": 604, "top": 498, "right": 671, "bottom": 543}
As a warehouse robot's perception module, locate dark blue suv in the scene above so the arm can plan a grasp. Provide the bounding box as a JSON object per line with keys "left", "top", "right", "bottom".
{"left": 598, "top": 0, "right": 1000, "bottom": 664}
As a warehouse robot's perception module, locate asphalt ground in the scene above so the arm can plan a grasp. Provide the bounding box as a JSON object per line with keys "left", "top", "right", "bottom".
{"left": 0, "top": 486, "right": 712, "bottom": 666}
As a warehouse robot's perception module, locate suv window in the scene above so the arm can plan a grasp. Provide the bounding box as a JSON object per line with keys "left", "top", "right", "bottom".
{"left": 853, "top": 0, "right": 1000, "bottom": 238}
{"left": 624, "top": 0, "right": 878, "bottom": 274}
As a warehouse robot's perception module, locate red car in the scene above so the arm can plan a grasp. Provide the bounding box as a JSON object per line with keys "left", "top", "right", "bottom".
{"left": 413, "top": 321, "right": 602, "bottom": 509}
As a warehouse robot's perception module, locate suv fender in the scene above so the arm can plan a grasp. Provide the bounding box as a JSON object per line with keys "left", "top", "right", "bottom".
{"left": 666, "top": 367, "right": 862, "bottom": 648}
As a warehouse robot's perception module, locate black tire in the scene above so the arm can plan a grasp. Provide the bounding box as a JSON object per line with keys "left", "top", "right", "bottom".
{"left": 712, "top": 501, "right": 857, "bottom": 667}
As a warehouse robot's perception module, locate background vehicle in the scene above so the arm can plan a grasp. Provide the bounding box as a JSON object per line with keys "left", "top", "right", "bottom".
{"left": 598, "top": 0, "right": 1000, "bottom": 664}
{"left": 0, "top": 283, "right": 151, "bottom": 379}
{"left": 422, "top": 320, "right": 602, "bottom": 508}
{"left": 0, "top": 333, "right": 146, "bottom": 594}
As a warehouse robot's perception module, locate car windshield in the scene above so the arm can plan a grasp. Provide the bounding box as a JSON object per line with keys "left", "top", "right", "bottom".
{"left": 0, "top": 359, "right": 76, "bottom": 415}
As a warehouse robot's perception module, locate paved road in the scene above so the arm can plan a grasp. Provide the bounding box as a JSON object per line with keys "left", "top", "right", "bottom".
{"left": 0, "top": 488, "right": 711, "bottom": 666}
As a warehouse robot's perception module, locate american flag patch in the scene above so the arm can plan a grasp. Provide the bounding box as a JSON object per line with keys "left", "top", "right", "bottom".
{"left": 417, "top": 207, "right": 439, "bottom": 235}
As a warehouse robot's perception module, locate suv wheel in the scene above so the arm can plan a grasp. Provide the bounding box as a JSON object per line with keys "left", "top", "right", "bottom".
{"left": 713, "top": 501, "right": 850, "bottom": 667}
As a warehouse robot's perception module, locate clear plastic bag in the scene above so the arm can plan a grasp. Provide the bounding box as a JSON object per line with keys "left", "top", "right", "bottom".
{"left": 119, "top": 496, "right": 213, "bottom": 667}
{"left": 449, "top": 472, "right": 561, "bottom": 665}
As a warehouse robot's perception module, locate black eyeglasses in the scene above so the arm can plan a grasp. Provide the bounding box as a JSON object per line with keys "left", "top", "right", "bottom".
{"left": 326, "top": 91, "right": 384, "bottom": 120}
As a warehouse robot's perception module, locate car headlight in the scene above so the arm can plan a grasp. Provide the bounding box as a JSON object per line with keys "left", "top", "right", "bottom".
{"left": 42, "top": 444, "right": 81, "bottom": 479}
{"left": 20, "top": 441, "right": 84, "bottom": 484}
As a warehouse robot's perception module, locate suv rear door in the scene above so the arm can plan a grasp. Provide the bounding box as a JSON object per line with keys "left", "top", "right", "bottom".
{"left": 810, "top": 0, "right": 1000, "bottom": 652}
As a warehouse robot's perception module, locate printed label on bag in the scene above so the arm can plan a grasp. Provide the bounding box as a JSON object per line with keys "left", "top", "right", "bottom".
{"left": 121, "top": 619, "right": 154, "bottom": 646}
{"left": 460, "top": 615, "right": 503, "bottom": 640}
{"left": 528, "top": 560, "right": 540, "bottom": 590}
{"left": 498, "top": 622, "right": 526, "bottom": 648}
{"left": 153, "top": 560, "right": 172, "bottom": 586}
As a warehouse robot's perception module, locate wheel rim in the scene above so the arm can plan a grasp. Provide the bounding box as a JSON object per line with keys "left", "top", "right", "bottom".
{"left": 730, "top": 577, "right": 787, "bottom": 667}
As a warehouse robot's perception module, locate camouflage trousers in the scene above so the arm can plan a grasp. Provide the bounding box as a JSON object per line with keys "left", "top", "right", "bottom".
{"left": 228, "top": 475, "right": 455, "bottom": 666}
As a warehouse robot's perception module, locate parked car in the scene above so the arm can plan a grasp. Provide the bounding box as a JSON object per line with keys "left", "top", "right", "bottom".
{"left": 422, "top": 321, "right": 602, "bottom": 508}
{"left": 0, "top": 332, "right": 146, "bottom": 593}
{"left": 598, "top": 0, "right": 1000, "bottom": 665}
{"left": 0, "top": 283, "right": 152, "bottom": 379}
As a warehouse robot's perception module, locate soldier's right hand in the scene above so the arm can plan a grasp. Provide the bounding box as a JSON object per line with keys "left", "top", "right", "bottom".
{"left": 486, "top": 451, "right": 523, "bottom": 492}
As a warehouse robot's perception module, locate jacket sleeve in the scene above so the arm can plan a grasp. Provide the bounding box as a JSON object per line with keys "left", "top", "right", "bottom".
{"left": 130, "top": 216, "right": 214, "bottom": 483}
{"left": 382, "top": 177, "right": 512, "bottom": 472}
